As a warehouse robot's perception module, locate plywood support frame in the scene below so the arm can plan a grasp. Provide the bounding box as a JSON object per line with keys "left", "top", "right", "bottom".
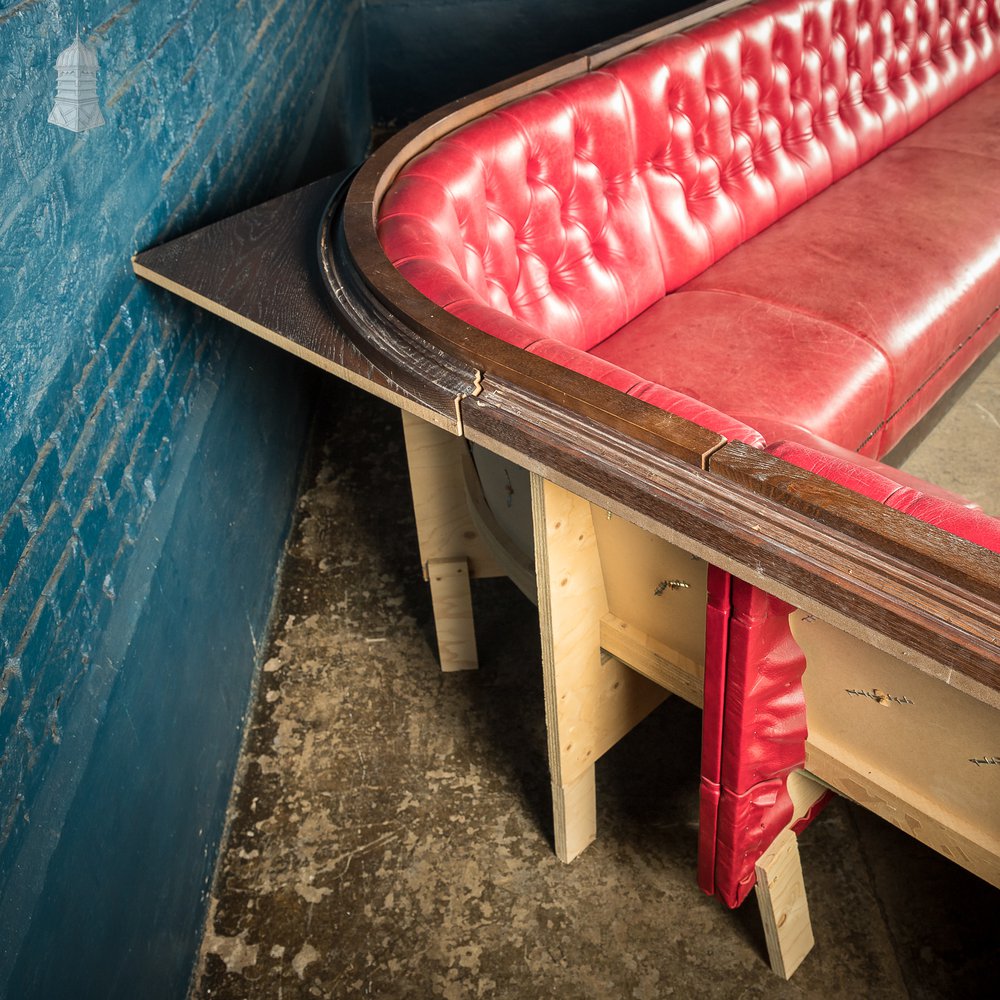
{"left": 531, "top": 474, "right": 668, "bottom": 862}
{"left": 401, "top": 410, "right": 510, "bottom": 672}
{"left": 403, "top": 421, "right": 1000, "bottom": 979}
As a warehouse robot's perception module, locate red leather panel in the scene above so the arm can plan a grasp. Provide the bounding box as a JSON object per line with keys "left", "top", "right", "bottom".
{"left": 525, "top": 338, "right": 645, "bottom": 393}
{"left": 713, "top": 777, "right": 800, "bottom": 908}
{"left": 702, "top": 566, "right": 733, "bottom": 788}
{"left": 702, "top": 441, "right": 1000, "bottom": 908}
{"left": 379, "top": 77, "right": 671, "bottom": 352}
{"left": 629, "top": 384, "right": 768, "bottom": 447}
{"left": 699, "top": 578, "right": 810, "bottom": 908}
{"left": 792, "top": 791, "right": 833, "bottom": 836}
{"left": 698, "top": 777, "right": 723, "bottom": 897}
{"left": 699, "top": 565, "right": 733, "bottom": 898}
{"left": 890, "top": 492, "right": 1000, "bottom": 550}
{"left": 719, "top": 583, "right": 809, "bottom": 797}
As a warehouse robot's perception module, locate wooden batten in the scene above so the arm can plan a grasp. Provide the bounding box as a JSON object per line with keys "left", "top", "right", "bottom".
{"left": 552, "top": 769, "right": 598, "bottom": 865}
{"left": 599, "top": 615, "right": 703, "bottom": 708}
{"left": 532, "top": 476, "right": 668, "bottom": 788}
{"left": 400, "top": 410, "right": 506, "bottom": 581}
{"left": 531, "top": 475, "right": 668, "bottom": 861}
{"left": 754, "top": 828, "right": 815, "bottom": 980}
{"left": 427, "top": 557, "right": 478, "bottom": 672}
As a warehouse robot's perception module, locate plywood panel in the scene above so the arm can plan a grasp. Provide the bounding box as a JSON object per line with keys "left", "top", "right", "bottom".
{"left": 532, "top": 477, "right": 668, "bottom": 788}
{"left": 461, "top": 445, "right": 536, "bottom": 602}
{"left": 401, "top": 410, "right": 505, "bottom": 580}
{"left": 592, "top": 510, "right": 708, "bottom": 669}
{"left": 795, "top": 612, "right": 1000, "bottom": 839}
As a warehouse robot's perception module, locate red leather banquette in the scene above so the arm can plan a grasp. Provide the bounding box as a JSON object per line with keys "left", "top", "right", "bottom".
{"left": 376, "top": 0, "right": 1000, "bottom": 906}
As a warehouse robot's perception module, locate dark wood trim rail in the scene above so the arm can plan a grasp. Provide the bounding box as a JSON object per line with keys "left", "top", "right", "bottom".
{"left": 460, "top": 379, "right": 1000, "bottom": 699}
{"left": 713, "top": 442, "right": 999, "bottom": 603}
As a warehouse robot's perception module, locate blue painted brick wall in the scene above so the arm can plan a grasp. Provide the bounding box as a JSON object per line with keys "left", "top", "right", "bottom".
{"left": 1, "top": 1, "right": 370, "bottom": 996}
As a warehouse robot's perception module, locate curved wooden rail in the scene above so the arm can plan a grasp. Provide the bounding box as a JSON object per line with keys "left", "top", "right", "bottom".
{"left": 337, "top": 0, "right": 1000, "bottom": 701}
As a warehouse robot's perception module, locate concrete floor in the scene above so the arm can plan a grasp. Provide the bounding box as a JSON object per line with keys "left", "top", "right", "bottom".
{"left": 192, "top": 353, "right": 1000, "bottom": 999}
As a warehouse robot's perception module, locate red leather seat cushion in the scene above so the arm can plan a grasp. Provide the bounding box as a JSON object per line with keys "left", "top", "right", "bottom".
{"left": 593, "top": 72, "right": 1000, "bottom": 456}
{"left": 591, "top": 287, "right": 895, "bottom": 455}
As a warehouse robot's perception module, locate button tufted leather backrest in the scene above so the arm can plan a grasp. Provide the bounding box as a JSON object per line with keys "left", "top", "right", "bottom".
{"left": 379, "top": 0, "right": 1000, "bottom": 352}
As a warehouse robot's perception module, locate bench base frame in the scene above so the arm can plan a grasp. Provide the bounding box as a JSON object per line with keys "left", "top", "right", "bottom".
{"left": 402, "top": 409, "right": 1000, "bottom": 981}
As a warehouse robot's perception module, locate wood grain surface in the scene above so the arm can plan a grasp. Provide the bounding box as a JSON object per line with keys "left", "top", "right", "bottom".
{"left": 133, "top": 176, "right": 464, "bottom": 432}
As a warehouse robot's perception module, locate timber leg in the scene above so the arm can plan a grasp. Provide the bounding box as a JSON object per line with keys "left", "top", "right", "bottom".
{"left": 400, "top": 410, "right": 506, "bottom": 672}
{"left": 531, "top": 474, "right": 667, "bottom": 862}
{"left": 427, "top": 556, "right": 477, "bottom": 672}
{"left": 754, "top": 827, "right": 814, "bottom": 980}
{"left": 552, "top": 767, "right": 598, "bottom": 863}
